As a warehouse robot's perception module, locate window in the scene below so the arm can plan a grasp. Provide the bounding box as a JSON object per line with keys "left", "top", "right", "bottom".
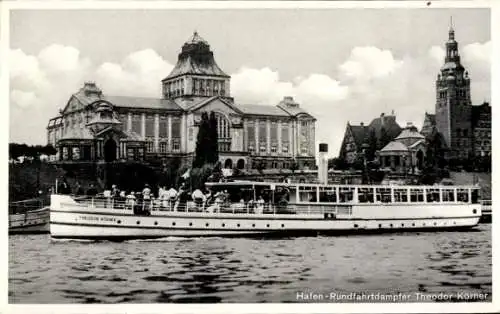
{"left": 457, "top": 189, "right": 469, "bottom": 203}
{"left": 339, "top": 187, "right": 355, "bottom": 203}
{"left": 410, "top": 189, "right": 424, "bottom": 202}
{"left": 247, "top": 122, "right": 255, "bottom": 152}
{"left": 188, "top": 127, "right": 193, "bottom": 142}
{"left": 146, "top": 139, "right": 154, "bottom": 153}
{"left": 394, "top": 189, "right": 408, "bottom": 202}
{"left": 471, "top": 189, "right": 479, "bottom": 204}
{"left": 299, "top": 186, "right": 317, "bottom": 202}
{"left": 271, "top": 144, "right": 277, "bottom": 153}
{"left": 72, "top": 147, "right": 80, "bottom": 160}
{"left": 172, "top": 117, "right": 181, "bottom": 137}
{"left": 172, "top": 139, "right": 180, "bottom": 152}
{"left": 319, "top": 187, "right": 337, "bottom": 203}
{"left": 131, "top": 114, "right": 141, "bottom": 135}
{"left": 358, "top": 188, "right": 374, "bottom": 203}
{"left": 159, "top": 116, "right": 168, "bottom": 138}
{"left": 426, "top": 189, "right": 440, "bottom": 202}
{"left": 145, "top": 115, "right": 154, "bottom": 137}
{"left": 442, "top": 189, "right": 455, "bottom": 202}
{"left": 159, "top": 141, "right": 168, "bottom": 153}
{"left": 282, "top": 143, "right": 289, "bottom": 153}
{"left": 258, "top": 121, "right": 267, "bottom": 153}
{"left": 375, "top": 188, "right": 391, "bottom": 203}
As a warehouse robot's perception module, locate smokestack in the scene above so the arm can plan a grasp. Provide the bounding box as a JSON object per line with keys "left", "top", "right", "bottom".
{"left": 318, "top": 143, "right": 328, "bottom": 185}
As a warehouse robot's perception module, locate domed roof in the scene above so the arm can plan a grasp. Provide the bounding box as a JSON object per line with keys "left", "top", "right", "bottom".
{"left": 395, "top": 123, "right": 425, "bottom": 141}
{"left": 381, "top": 141, "right": 408, "bottom": 152}
{"left": 163, "top": 31, "right": 229, "bottom": 81}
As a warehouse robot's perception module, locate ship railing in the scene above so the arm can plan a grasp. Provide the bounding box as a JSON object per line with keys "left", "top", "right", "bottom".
{"left": 67, "top": 197, "right": 349, "bottom": 216}
{"left": 9, "top": 198, "right": 46, "bottom": 215}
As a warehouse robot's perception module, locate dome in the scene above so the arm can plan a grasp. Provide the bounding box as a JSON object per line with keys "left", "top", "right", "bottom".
{"left": 395, "top": 123, "right": 425, "bottom": 141}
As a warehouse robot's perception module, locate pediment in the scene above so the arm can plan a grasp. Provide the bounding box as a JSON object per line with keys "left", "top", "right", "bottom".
{"left": 190, "top": 97, "right": 243, "bottom": 116}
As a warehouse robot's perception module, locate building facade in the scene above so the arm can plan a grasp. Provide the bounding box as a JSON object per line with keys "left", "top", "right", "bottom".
{"left": 338, "top": 112, "right": 402, "bottom": 164}
{"left": 379, "top": 123, "right": 427, "bottom": 173}
{"left": 471, "top": 102, "right": 491, "bottom": 158}
{"left": 47, "top": 32, "right": 316, "bottom": 170}
{"left": 434, "top": 24, "right": 473, "bottom": 159}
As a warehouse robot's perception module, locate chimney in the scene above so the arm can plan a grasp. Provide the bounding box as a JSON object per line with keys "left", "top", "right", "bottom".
{"left": 318, "top": 143, "right": 328, "bottom": 185}
{"left": 380, "top": 112, "right": 385, "bottom": 126}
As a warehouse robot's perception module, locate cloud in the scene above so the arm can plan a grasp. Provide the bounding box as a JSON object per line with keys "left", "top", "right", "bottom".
{"left": 95, "top": 49, "right": 174, "bottom": 97}
{"left": 230, "top": 67, "right": 294, "bottom": 104}
{"left": 339, "top": 46, "right": 403, "bottom": 81}
{"left": 9, "top": 41, "right": 490, "bottom": 158}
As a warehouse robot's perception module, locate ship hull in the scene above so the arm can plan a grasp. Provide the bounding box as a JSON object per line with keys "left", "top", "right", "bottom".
{"left": 9, "top": 207, "right": 50, "bottom": 235}
{"left": 50, "top": 195, "right": 481, "bottom": 240}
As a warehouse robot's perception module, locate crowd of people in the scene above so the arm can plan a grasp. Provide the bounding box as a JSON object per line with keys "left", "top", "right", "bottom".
{"left": 55, "top": 177, "right": 290, "bottom": 215}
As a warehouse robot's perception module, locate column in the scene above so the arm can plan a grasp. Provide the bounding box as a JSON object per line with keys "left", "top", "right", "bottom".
{"left": 277, "top": 121, "right": 282, "bottom": 154}
{"left": 289, "top": 121, "right": 293, "bottom": 157}
{"left": 127, "top": 113, "right": 132, "bottom": 132}
{"left": 154, "top": 114, "right": 159, "bottom": 152}
{"left": 141, "top": 113, "right": 146, "bottom": 139}
{"left": 297, "top": 120, "right": 301, "bottom": 156}
{"left": 167, "top": 115, "right": 172, "bottom": 151}
{"left": 181, "top": 114, "right": 187, "bottom": 152}
{"left": 255, "top": 118, "right": 259, "bottom": 155}
{"left": 266, "top": 118, "right": 271, "bottom": 154}
{"left": 243, "top": 119, "right": 248, "bottom": 151}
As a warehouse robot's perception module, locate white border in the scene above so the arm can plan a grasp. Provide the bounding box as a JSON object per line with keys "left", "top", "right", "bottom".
{"left": 1, "top": 1, "right": 498, "bottom": 314}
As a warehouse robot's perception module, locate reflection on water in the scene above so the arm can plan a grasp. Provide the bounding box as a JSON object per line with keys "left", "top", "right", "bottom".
{"left": 9, "top": 225, "right": 491, "bottom": 303}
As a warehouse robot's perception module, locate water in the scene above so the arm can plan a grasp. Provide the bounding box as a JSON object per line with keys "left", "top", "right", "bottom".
{"left": 9, "top": 224, "right": 491, "bottom": 303}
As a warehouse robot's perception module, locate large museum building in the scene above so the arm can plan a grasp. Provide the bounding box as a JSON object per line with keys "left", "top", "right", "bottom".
{"left": 46, "top": 32, "right": 317, "bottom": 170}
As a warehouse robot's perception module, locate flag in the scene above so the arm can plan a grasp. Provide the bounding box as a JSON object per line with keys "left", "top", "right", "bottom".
{"left": 181, "top": 169, "right": 190, "bottom": 179}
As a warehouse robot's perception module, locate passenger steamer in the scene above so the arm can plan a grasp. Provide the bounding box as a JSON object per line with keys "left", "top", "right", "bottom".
{"left": 49, "top": 180, "right": 482, "bottom": 240}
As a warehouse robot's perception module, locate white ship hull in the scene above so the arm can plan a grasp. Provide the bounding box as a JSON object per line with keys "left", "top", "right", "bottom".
{"left": 50, "top": 195, "right": 481, "bottom": 240}
{"left": 9, "top": 207, "right": 50, "bottom": 234}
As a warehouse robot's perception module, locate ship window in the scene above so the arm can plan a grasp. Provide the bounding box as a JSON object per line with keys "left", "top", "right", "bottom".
{"left": 442, "top": 189, "right": 455, "bottom": 202}
{"left": 358, "top": 188, "right": 374, "bottom": 203}
{"left": 457, "top": 189, "right": 469, "bottom": 203}
{"left": 394, "top": 189, "right": 408, "bottom": 202}
{"left": 299, "top": 186, "right": 317, "bottom": 202}
{"left": 410, "top": 189, "right": 424, "bottom": 202}
{"left": 426, "top": 189, "right": 440, "bottom": 202}
{"left": 319, "top": 186, "right": 337, "bottom": 203}
{"left": 375, "top": 188, "right": 391, "bottom": 203}
{"left": 339, "top": 187, "right": 355, "bottom": 203}
{"left": 471, "top": 189, "right": 479, "bottom": 204}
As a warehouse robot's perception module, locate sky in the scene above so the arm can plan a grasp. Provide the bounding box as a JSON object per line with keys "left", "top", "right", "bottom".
{"left": 8, "top": 7, "right": 491, "bottom": 157}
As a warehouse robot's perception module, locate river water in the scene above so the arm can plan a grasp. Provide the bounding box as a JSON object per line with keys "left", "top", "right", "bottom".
{"left": 9, "top": 224, "right": 491, "bottom": 303}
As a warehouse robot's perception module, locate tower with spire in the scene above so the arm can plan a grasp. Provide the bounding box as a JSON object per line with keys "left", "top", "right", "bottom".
{"left": 435, "top": 18, "right": 473, "bottom": 160}
{"left": 161, "top": 31, "right": 231, "bottom": 100}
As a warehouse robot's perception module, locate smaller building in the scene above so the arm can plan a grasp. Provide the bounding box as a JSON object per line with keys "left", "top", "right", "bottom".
{"left": 379, "top": 122, "right": 427, "bottom": 173}
{"left": 471, "top": 102, "right": 491, "bottom": 158}
{"left": 338, "top": 112, "right": 401, "bottom": 165}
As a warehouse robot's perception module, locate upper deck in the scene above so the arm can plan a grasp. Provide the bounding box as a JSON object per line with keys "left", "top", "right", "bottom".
{"left": 205, "top": 181, "right": 481, "bottom": 205}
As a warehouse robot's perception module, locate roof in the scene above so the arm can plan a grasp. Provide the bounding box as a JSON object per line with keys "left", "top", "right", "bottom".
{"left": 395, "top": 126, "right": 425, "bottom": 141}
{"left": 380, "top": 141, "right": 409, "bottom": 152}
{"left": 276, "top": 96, "right": 311, "bottom": 117}
{"left": 349, "top": 124, "right": 371, "bottom": 148}
{"left": 239, "top": 104, "right": 290, "bottom": 117}
{"left": 368, "top": 114, "right": 401, "bottom": 140}
{"left": 163, "top": 32, "right": 229, "bottom": 81}
{"left": 104, "top": 95, "right": 182, "bottom": 111}
{"left": 60, "top": 127, "right": 94, "bottom": 141}
{"left": 408, "top": 139, "right": 425, "bottom": 149}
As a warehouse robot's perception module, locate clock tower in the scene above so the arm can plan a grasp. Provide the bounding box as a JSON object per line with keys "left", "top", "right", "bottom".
{"left": 435, "top": 20, "right": 473, "bottom": 160}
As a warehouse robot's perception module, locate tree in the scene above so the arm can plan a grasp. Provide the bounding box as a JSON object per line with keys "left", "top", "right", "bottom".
{"left": 193, "top": 112, "right": 210, "bottom": 168}
{"left": 328, "top": 157, "right": 348, "bottom": 170}
{"left": 208, "top": 111, "right": 219, "bottom": 164}
{"left": 367, "top": 128, "right": 377, "bottom": 161}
